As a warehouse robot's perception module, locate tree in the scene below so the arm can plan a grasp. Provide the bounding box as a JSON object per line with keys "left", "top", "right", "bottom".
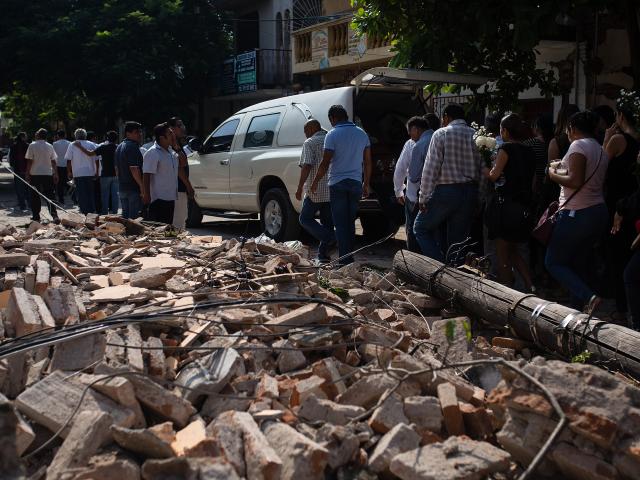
{"left": 352, "top": 0, "right": 639, "bottom": 111}
{"left": 0, "top": 0, "right": 232, "bottom": 135}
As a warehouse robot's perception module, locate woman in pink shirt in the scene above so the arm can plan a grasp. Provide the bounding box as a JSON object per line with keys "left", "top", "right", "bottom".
{"left": 545, "top": 111, "right": 609, "bottom": 313}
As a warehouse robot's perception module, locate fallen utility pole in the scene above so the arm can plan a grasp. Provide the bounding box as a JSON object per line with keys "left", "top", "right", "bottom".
{"left": 393, "top": 250, "right": 640, "bottom": 378}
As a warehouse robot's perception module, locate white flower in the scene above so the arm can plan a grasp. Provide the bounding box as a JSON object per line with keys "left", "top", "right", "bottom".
{"left": 485, "top": 136, "right": 497, "bottom": 150}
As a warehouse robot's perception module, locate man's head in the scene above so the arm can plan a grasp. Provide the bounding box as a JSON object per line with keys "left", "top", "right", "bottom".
{"left": 106, "top": 130, "right": 118, "bottom": 143}
{"left": 328, "top": 105, "right": 348, "bottom": 127}
{"left": 87, "top": 131, "right": 96, "bottom": 142}
{"left": 16, "top": 132, "right": 27, "bottom": 143}
{"left": 56, "top": 130, "right": 66, "bottom": 140}
{"left": 406, "top": 116, "right": 429, "bottom": 141}
{"left": 484, "top": 112, "right": 501, "bottom": 136}
{"left": 124, "top": 121, "right": 143, "bottom": 143}
{"left": 168, "top": 117, "right": 186, "bottom": 140}
{"left": 303, "top": 119, "right": 322, "bottom": 139}
{"left": 154, "top": 122, "right": 174, "bottom": 149}
{"left": 424, "top": 113, "right": 441, "bottom": 131}
{"left": 74, "top": 128, "right": 87, "bottom": 141}
{"left": 35, "top": 128, "right": 48, "bottom": 140}
{"left": 442, "top": 104, "right": 465, "bottom": 127}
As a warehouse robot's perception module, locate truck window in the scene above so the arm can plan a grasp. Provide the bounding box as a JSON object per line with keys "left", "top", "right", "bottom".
{"left": 203, "top": 118, "right": 240, "bottom": 153}
{"left": 243, "top": 113, "right": 281, "bottom": 148}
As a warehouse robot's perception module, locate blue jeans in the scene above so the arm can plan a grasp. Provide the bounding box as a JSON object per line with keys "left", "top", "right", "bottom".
{"left": 330, "top": 179, "right": 362, "bottom": 265}
{"left": 100, "top": 176, "right": 119, "bottom": 214}
{"left": 75, "top": 176, "right": 96, "bottom": 214}
{"left": 120, "top": 189, "right": 143, "bottom": 219}
{"left": 300, "top": 197, "right": 335, "bottom": 260}
{"left": 414, "top": 183, "right": 478, "bottom": 263}
{"left": 405, "top": 198, "right": 421, "bottom": 253}
{"left": 624, "top": 251, "right": 640, "bottom": 330}
{"left": 545, "top": 203, "right": 608, "bottom": 308}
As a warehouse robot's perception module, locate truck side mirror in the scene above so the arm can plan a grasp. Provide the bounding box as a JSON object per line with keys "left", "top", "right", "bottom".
{"left": 189, "top": 137, "right": 203, "bottom": 152}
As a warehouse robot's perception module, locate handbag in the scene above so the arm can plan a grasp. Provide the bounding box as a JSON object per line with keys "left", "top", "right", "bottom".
{"left": 532, "top": 151, "right": 603, "bottom": 246}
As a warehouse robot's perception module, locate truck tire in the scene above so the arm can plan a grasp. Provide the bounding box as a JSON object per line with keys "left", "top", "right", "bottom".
{"left": 359, "top": 213, "right": 399, "bottom": 241}
{"left": 260, "top": 188, "right": 300, "bottom": 242}
{"left": 186, "top": 199, "right": 203, "bottom": 228}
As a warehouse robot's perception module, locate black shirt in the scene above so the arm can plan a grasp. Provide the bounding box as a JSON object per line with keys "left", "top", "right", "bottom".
{"left": 115, "top": 139, "right": 143, "bottom": 192}
{"left": 496, "top": 142, "right": 536, "bottom": 205}
{"left": 176, "top": 144, "right": 191, "bottom": 193}
{"left": 95, "top": 142, "right": 117, "bottom": 177}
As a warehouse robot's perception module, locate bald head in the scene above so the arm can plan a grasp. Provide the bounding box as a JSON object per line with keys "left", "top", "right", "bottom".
{"left": 304, "top": 119, "right": 322, "bottom": 138}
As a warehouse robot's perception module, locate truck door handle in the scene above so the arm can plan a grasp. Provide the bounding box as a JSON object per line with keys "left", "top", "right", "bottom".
{"left": 220, "top": 159, "right": 229, "bottom": 165}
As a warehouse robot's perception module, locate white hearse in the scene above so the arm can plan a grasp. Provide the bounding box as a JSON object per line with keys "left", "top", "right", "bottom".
{"left": 186, "top": 68, "right": 488, "bottom": 241}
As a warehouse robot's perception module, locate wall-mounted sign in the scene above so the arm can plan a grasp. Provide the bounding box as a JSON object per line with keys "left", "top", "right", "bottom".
{"left": 221, "top": 50, "right": 258, "bottom": 95}
{"left": 311, "top": 28, "right": 329, "bottom": 70}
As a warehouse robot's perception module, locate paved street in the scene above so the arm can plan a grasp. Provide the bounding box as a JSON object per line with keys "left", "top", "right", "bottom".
{"left": 0, "top": 163, "right": 406, "bottom": 269}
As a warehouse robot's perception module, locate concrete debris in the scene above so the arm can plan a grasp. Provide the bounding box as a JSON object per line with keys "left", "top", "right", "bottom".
{"left": 0, "top": 217, "right": 638, "bottom": 479}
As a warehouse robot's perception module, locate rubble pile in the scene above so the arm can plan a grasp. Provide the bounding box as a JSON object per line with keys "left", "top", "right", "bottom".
{"left": 0, "top": 213, "right": 638, "bottom": 480}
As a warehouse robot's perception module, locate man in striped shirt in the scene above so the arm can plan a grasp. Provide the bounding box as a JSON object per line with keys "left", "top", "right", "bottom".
{"left": 295, "top": 119, "right": 335, "bottom": 262}
{"left": 415, "top": 104, "right": 483, "bottom": 263}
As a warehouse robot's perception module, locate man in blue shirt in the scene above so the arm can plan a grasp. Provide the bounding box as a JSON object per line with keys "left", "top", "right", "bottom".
{"left": 115, "top": 121, "right": 144, "bottom": 219}
{"left": 311, "top": 105, "right": 371, "bottom": 265}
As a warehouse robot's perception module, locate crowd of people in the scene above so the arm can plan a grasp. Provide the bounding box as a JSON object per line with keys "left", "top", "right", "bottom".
{"left": 6, "top": 117, "right": 194, "bottom": 229}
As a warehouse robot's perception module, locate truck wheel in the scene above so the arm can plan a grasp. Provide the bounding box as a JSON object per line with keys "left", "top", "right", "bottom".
{"left": 186, "top": 199, "right": 203, "bottom": 228}
{"left": 359, "top": 213, "right": 399, "bottom": 241}
{"left": 260, "top": 188, "right": 300, "bottom": 242}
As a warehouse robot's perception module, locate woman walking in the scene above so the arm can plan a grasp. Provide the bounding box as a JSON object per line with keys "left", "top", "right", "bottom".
{"left": 484, "top": 114, "right": 536, "bottom": 292}
{"left": 545, "top": 111, "right": 610, "bottom": 312}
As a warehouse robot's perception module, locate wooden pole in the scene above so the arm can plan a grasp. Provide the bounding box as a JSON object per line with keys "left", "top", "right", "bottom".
{"left": 393, "top": 250, "right": 640, "bottom": 378}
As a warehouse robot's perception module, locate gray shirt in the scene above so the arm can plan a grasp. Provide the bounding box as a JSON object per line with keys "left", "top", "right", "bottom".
{"left": 142, "top": 143, "right": 179, "bottom": 202}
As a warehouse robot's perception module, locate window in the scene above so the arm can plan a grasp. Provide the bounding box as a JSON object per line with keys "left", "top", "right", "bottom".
{"left": 203, "top": 118, "right": 240, "bottom": 153}
{"left": 243, "top": 113, "right": 281, "bottom": 148}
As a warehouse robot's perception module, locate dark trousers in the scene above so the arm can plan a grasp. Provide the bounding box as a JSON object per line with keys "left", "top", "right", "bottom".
{"left": 148, "top": 199, "right": 175, "bottom": 224}
{"left": 405, "top": 198, "right": 421, "bottom": 253}
{"left": 29, "top": 175, "right": 58, "bottom": 221}
{"left": 329, "top": 179, "right": 362, "bottom": 265}
{"left": 14, "top": 173, "right": 29, "bottom": 209}
{"left": 299, "top": 197, "right": 335, "bottom": 260}
{"left": 75, "top": 176, "right": 96, "bottom": 214}
{"left": 56, "top": 167, "right": 67, "bottom": 203}
{"left": 624, "top": 250, "right": 640, "bottom": 330}
{"left": 120, "top": 189, "right": 143, "bottom": 219}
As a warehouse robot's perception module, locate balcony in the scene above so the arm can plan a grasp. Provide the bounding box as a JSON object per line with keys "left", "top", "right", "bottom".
{"left": 292, "top": 16, "right": 393, "bottom": 75}
{"left": 221, "top": 49, "right": 291, "bottom": 96}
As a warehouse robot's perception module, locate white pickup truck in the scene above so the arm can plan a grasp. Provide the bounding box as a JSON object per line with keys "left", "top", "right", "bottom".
{"left": 186, "top": 68, "right": 488, "bottom": 241}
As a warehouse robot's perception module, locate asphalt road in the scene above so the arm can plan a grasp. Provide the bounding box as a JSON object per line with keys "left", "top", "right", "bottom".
{"left": 0, "top": 164, "right": 406, "bottom": 269}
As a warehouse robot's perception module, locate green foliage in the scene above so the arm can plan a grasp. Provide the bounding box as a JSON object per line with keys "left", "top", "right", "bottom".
{"left": 0, "top": 0, "right": 232, "bottom": 133}
{"left": 445, "top": 320, "right": 455, "bottom": 343}
{"left": 462, "top": 318, "right": 472, "bottom": 343}
{"left": 352, "top": 0, "right": 619, "bottom": 110}
{"left": 571, "top": 350, "right": 592, "bottom": 363}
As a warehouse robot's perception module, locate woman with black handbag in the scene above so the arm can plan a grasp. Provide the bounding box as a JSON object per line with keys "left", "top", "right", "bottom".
{"left": 545, "top": 111, "right": 609, "bottom": 313}
{"left": 484, "top": 114, "right": 536, "bottom": 292}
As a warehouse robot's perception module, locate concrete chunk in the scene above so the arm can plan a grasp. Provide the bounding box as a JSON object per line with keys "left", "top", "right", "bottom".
{"left": 369, "top": 391, "right": 408, "bottom": 434}
{"left": 0, "top": 253, "right": 30, "bottom": 268}
{"left": 129, "top": 375, "right": 196, "bottom": 428}
{"left": 266, "top": 304, "right": 328, "bottom": 333}
{"left": 298, "top": 395, "right": 365, "bottom": 425}
{"left": 437, "top": 382, "right": 464, "bottom": 436}
{"left": 369, "top": 423, "right": 420, "bottom": 473}
{"left": 263, "top": 422, "right": 328, "bottom": 480}
{"left": 172, "top": 418, "right": 218, "bottom": 457}
{"left": 130, "top": 267, "right": 176, "bottom": 289}
{"left": 111, "top": 424, "right": 176, "bottom": 459}
{"left": 404, "top": 395, "right": 443, "bottom": 433}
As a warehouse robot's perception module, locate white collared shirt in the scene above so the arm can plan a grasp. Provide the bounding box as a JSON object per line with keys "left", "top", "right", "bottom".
{"left": 393, "top": 139, "right": 417, "bottom": 202}
{"left": 25, "top": 140, "right": 57, "bottom": 176}
{"left": 143, "top": 142, "right": 179, "bottom": 202}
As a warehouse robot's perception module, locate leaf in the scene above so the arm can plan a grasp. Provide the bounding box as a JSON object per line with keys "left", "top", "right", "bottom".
{"left": 445, "top": 320, "right": 455, "bottom": 344}
{"left": 462, "top": 319, "right": 472, "bottom": 343}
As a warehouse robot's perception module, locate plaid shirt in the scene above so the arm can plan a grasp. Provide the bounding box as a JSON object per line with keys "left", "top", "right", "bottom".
{"left": 300, "top": 130, "right": 329, "bottom": 203}
{"left": 419, "top": 119, "right": 482, "bottom": 203}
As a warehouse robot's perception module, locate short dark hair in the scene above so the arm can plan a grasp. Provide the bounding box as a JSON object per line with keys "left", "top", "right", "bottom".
{"left": 328, "top": 105, "right": 348, "bottom": 121}
{"left": 153, "top": 122, "right": 171, "bottom": 141}
{"left": 443, "top": 104, "right": 465, "bottom": 120}
{"left": 87, "top": 131, "right": 96, "bottom": 141}
{"left": 36, "top": 128, "right": 48, "bottom": 140}
{"left": 56, "top": 130, "right": 66, "bottom": 139}
{"left": 124, "top": 121, "right": 142, "bottom": 134}
{"left": 567, "top": 110, "right": 599, "bottom": 138}
{"left": 406, "top": 116, "right": 429, "bottom": 131}
{"left": 500, "top": 113, "right": 526, "bottom": 141}
{"left": 168, "top": 116, "right": 182, "bottom": 128}
{"left": 617, "top": 106, "right": 637, "bottom": 127}
{"left": 554, "top": 104, "right": 580, "bottom": 136}
{"left": 424, "top": 113, "right": 441, "bottom": 131}
{"left": 593, "top": 104, "right": 616, "bottom": 128}
{"left": 484, "top": 112, "right": 502, "bottom": 136}
{"left": 106, "top": 130, "right": 118, "bottom": 143}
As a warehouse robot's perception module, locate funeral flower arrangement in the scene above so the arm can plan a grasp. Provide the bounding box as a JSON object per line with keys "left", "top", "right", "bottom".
{"left": 471, "top": 122, "right": 497, "bottom": 167}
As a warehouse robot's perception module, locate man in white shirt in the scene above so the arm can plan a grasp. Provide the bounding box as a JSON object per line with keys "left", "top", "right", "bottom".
{"left": 66, "top": 128, "right": 98, "bottom": 214}
{"left": 143, "top": 122, "right": 179, "bottom": 224}
{"left": 52, "top": 130, "right": 70, "bottom": 204}
{"left": 25, "top": 128, "right": 59, "bottom": 223}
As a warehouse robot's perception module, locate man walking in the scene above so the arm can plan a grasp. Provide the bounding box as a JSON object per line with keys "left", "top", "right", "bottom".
{"left": 8, "top": 132, "right": 30, "bottom": 211}
{"left": 25, "top": 128, "right": 59, "bottom": 223}
{"left": 415, "top": 104, "right": 482, "bottom": 263}
{"left": 311, "top": 105, "right": 371, "bottom": 265}
{"left": 168, "top": 117, "right": 194, "bottom": 229}
{"left": 52, "top": 130, "right": 70, "bottom": 204}
{"left": 143, "top": 122, "right": 179, "bottom": 224}
{"left": 394, "top": 116, "right": 436, "bottom": 252}
{"left": 295, "top": 119, "right": 334, "bottom": 262}
{"left": 115, "top": 121, "right": 144, "bottom": 219}
{"left": 73, "top": 131, "right": 119, "bottom": 214}
{"left": 65, "top": 128, "right": 97, "bottom": 214}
